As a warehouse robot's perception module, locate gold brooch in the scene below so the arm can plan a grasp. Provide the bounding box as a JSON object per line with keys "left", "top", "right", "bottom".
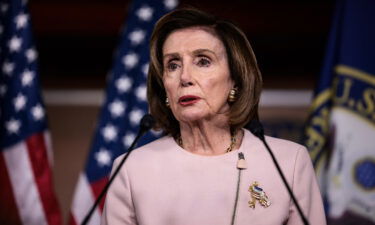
{"left": 248, "top": 181, "right": 271, "bottom": 209}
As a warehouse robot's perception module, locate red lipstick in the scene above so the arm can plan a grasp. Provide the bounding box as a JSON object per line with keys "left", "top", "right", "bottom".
{"left": 178, "top": 95, "right": 200, "bottom": 106}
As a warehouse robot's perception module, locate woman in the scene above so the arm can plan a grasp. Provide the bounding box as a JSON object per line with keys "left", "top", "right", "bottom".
{"left": 102, "top": 8, "right": 326, "bottom": 225}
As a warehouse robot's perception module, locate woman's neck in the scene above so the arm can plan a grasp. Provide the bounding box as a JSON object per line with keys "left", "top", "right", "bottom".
{"left": 178, "top": 121, "right": 243, "bottom": 156}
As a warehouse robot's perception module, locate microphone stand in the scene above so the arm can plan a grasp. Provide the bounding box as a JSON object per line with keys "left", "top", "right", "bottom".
{"left": 81, "top": 114, "right": 155, "bottom": 225}
{"left": 247, "top": 120, "right": 309, "bottom": 225}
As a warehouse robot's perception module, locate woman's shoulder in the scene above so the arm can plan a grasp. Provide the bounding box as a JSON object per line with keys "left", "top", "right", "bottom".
{"left": 264, "top": 135, "right": 306, "bottom": 151}
{"left": 242, "top": 129, "right": 315, "bottom": 185}
{"left": 243, "top": 128, "right": 306, "bottom": 151}
{"left": 136, "top": 135, "right": 175, "bottom": 152}
{"left": 112, "top": 135, "right": 176, "bottom": 165}
{"left": 243, "top": 128, "right": 310, "bottom": 163}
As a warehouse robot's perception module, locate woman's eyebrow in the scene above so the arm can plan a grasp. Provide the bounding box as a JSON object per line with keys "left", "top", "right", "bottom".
{"left": 163, "top": 52, "right": 179, "bottom": 60}
{"left": 192, "top": 48, "right": 215, "bottom": 55}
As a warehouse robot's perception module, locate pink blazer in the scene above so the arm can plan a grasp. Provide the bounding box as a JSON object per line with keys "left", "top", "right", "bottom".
{"left": 102, "top": 129, "right": 326, "bottom": 225}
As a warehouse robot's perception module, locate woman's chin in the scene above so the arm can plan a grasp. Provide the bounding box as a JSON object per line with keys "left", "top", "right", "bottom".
{"left": 176, "top": 109, "right": 222, "bottom": 124}
{"left": 177, "top": 111, "right": 208, "bottom": 123}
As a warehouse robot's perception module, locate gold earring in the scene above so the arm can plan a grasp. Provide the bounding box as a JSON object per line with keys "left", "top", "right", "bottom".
{"left": 165, "top": 97, "right": 170, "bottom": 107}
{"left": 228, "top": 88, "right": 237, "bottom": 103}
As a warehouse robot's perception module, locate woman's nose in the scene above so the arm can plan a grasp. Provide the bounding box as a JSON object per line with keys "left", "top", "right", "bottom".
{"left": 180, "top": 64, "right": 194, "bottom": 87}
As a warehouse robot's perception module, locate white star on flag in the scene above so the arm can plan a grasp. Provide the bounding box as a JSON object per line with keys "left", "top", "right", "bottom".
{"left": 135, "top": 85, "right": 147, "bottom": 101}
{"left": 6, "top": 118, "right": 21, "bottom": 134}
{"left": 115, "top": 76, "right": 133, "bottom": 93}
{"left": 128, "top": 29, "right": 146, "bottom": 46}
{"left": 14, "top": 93, "right": 27, "bottom": 111}
{"left": 142, "top": 63, "right": 149, "bottom": 77}
{"left": 122, "top": 53, "right": 139, "bottom": 69}
{"left": 2, "top": 62, "right": 15, "bottom": 75}
{"left": 8, "top": 36, "right": 23, "bottom": 52}
{"left": 15, "top": 13, "right": 28, "bottom": 29}
{"left": 101, "top": 124, "right": 118, "bottom": 142}
{"left": 123, "top": 132, "right": 136, "bottom": 147}
{"left": 109, "top": 99, "right": 126, "bottom": 117}
{"left": 136, "top": 6, "right": 154, "bottom": 21}
{"left": 0, "top": 85, "right": 7, "bottom": 96}
{"left": 25, "top": 48, "right": 37, "bottom": 62}
{"left": 129, "top": 109, "right": 144, "bottom": 126}
{"left": 95, "top": 148, "right": 112, "bottom": 167}
{"left": 21, "top": 69, "right": 35, "bottom": 86}
{"left": 151, "top": 128, "right": 163, "bottom": 136}
{"left": 31, "top": 104, "right": 45, "bottom": 121}
{"left": 164, "top": 0, "right": 178, "bottom": 10}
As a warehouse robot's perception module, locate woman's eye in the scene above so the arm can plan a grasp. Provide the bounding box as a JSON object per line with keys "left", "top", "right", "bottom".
{"left": 166, "top": 62, "right": 180, "bottom": 71}
{"left": 197, "top": 57, "right": 211, "bottom": 67}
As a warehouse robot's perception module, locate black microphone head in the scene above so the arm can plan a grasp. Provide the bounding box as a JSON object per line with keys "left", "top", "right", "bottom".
{"left": 140, "top": 114, "right": 155, "bottom": 131}
{"left": 246, "top": 119, "right": 265, "bottom": 140}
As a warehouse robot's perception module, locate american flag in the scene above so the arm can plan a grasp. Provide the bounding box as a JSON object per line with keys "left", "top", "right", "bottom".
{"left": 0, "top": 0, "right": 62, "bottom": 225}
{"left": 69, "top": 0, "right": 178, "bottom": 224}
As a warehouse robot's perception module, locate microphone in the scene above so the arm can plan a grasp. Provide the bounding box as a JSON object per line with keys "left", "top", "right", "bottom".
{"left": 81, "top": 114, "right": 155, "bottom": 225}
{"left": 246, "top": 120, "right": 309, "bottom": 225}
{"left": 139, "top": 113, "right": 155, "bottom": 133}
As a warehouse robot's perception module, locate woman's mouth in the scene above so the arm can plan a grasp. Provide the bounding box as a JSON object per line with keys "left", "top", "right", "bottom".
{"left": 178, "top": 95, "right": 201, "bottom": 106}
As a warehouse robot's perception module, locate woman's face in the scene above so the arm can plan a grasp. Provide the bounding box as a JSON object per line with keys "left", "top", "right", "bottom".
{"left": 162, "top": 27, "right": 234, "bottom": 123}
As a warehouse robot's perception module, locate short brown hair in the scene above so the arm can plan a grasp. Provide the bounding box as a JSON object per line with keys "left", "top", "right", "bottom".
{"left": 147, "top": 8, "right": 262, "bottom": 137}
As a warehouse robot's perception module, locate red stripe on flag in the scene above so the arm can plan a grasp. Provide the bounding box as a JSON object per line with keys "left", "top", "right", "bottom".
{"left": 68, "top": 212, "right": 78, "bottom": 225}
{"left": 90, "top": 177, "right": 109, "bottom": 211}
{"left": 0, "top": 153, "right": 22, "bottom": 225}
{"left": 25, "top": 133, "right": 62, "bottom": 225}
